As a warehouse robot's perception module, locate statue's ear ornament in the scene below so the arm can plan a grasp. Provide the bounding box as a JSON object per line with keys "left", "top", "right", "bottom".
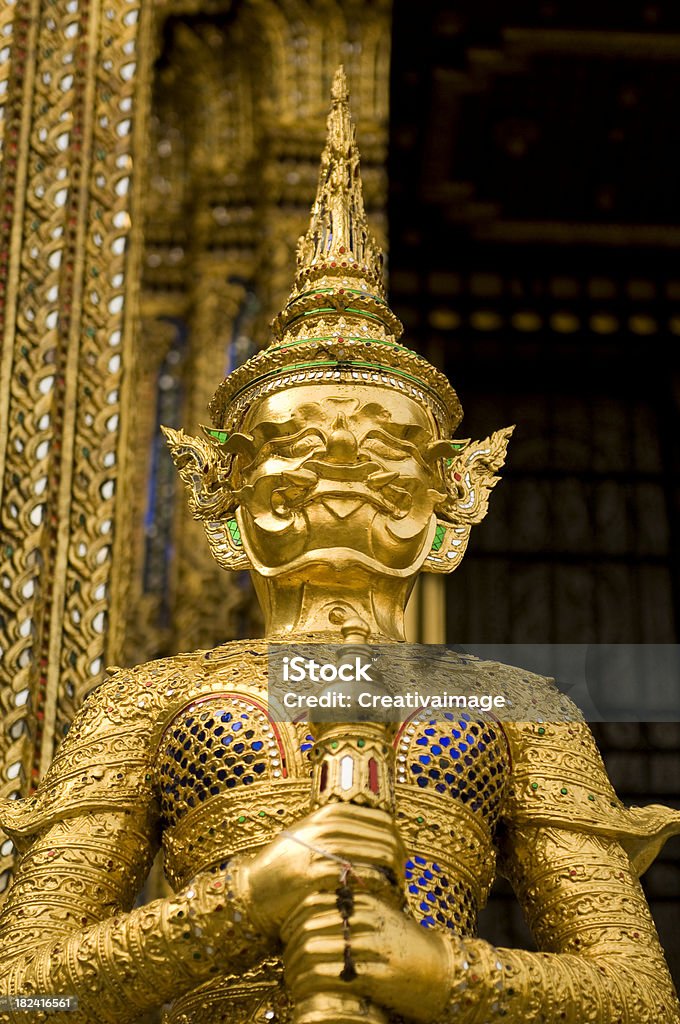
{"left": 162, "top": 425, "right": 251, "bottom": 571}
{"left": 424, "top": 425, "right": 515, "bottom": 574}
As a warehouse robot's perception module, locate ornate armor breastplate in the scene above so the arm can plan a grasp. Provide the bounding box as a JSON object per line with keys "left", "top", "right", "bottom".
{"left": 154, "top": 678, "right": 510, "bottom": 1024}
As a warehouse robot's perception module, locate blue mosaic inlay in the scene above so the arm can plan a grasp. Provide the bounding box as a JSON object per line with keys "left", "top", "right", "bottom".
{"left": 398, "top": 713, "right": 508, "bottom": 818}
{"left": 159, "top": 699, "right": 275, "bottom": 824}
{"left": 404, "top": 854, "right": 476, "bottom": 934}
{"left": 300, "top": 733, "right": 315, "bottom": 756}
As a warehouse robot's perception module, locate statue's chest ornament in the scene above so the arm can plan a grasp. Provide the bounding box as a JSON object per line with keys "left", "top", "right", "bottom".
{"left": 395, "top": 711, "right": 508, "bottom": 815}
{"left": 157, "top": 694, "right": 298, "bottom": 824}
{"left": 155, "top": 694, "right": 509, "bottom": 935}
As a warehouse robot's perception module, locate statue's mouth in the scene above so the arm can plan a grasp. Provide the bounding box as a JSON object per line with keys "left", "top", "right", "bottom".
{"left": 273, "top": 480, "right": 413, "bottom": 521}
{"left": 303, "top": 458, "right": 376, "bottom": 481}
{"left": 315, "top": 489, "right": 407, "bottom": 520}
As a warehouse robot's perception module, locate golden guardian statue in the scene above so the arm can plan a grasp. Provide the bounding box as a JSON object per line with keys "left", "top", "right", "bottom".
{"left": 1, "top": 68, "right": 680, "bottom": 1024}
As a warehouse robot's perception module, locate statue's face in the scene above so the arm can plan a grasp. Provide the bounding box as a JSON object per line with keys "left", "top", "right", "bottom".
{"left": 234, "top": 384, "right": 444, "bottom": 576}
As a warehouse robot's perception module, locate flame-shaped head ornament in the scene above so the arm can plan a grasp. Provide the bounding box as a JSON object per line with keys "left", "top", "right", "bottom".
{"left": 164, "top": 67, "right": 514, "bottom": 578}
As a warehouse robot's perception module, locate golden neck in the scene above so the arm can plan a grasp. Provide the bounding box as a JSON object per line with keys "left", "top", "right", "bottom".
{"left": 252, "top": 566, "right": 416, "bottom": 642}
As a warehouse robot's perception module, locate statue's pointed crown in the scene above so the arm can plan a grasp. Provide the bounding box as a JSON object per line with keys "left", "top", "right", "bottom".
{"left": 209, "top": 66, "right": 462, "bottom": 436}
{"left": 271, "top": 66, "right": 399, "bottom": 339}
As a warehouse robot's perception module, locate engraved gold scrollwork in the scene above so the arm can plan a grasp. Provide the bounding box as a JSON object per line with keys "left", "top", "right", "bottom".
{"left": 1, "top": 0, "right": 96, "bottom": 892}
{"left": 0, "top": 0, "right": 150, "bottom": 895}
{"left": 58, "top": 0, "right": 148, "bottom": 737}
{"left": 161, "top": 426, "right": 248, "bottom": 574}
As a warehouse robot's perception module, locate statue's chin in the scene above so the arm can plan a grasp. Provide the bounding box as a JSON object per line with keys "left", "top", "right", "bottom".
{"left": 236, "top": 507, "right": 437, "bottom": 580}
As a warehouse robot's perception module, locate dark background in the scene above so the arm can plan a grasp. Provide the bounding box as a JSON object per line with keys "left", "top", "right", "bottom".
{"left": 388, "top": 0, "right": 680, "bottom": 976}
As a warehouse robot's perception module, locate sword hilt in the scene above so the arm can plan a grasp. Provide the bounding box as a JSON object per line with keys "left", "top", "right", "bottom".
{"left": 291, "top": 618, "right": 398, "bottom": 1024}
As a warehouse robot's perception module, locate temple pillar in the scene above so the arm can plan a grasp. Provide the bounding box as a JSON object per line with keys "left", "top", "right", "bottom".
{"left": 0, "top": 0, "right": 154, "bottom": 893}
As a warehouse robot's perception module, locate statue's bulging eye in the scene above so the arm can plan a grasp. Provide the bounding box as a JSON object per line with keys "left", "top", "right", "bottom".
{"left": 253, "top": 432, "right": 325, "bottom": 462}
{"left": 362, "top": 438, "right": 409, "bottom": 461}
{"left": 289, "top": 436, "right": 325, "bottom": 457}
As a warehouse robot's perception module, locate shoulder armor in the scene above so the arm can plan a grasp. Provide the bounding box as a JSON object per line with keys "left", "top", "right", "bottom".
{"left": 0, "top": 642, "right": 269, "bottom": 851}
{"left": 502, "top": 718, "right": 680, "bottom": 876}
{"left": 0, "top": 659, "right": 176, "bottom": 851}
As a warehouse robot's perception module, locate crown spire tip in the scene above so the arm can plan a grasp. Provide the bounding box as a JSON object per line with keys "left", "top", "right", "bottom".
{"left": 269, "top": 61, "right": 402, "bottom": 342}
{"left": 331, "top": 65, "right": 349, "bottom": 103}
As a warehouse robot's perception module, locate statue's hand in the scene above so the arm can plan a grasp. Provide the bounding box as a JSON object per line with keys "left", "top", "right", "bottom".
{"left": 240, "top": 803, "right": 404, "bottom": 939}
{"left": 282, "top": 892, "right": 457, "bottom": 1023}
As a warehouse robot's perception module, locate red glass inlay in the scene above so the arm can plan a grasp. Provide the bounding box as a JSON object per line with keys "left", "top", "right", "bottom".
{"left": 368, "top": 757, "right": 379, "bottom": 794}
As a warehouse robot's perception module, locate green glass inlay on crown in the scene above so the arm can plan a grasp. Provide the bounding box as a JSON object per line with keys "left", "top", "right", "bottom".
{"left": 269, "top": 336, "right": 410, "bottom": 355}
{"left": 345, "top": 308, "right": 384, "bottom": 321}
{"left": 205, "top": 428, "right": 230, "bottom": 444}
{"left": 287, "top": 307, "right": 389, "bottom": 330}
{"left": 227, "top": 519, "right": 242, "bottom": 546}
{"left": 431, "top": 524, "right": 447, "bottom": 552}
{"left": 291, "top": 287, "right": 385, "bottom": 305}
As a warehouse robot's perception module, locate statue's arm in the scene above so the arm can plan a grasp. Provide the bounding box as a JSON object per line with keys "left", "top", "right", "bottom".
{"left": 0, "top": 667, "right": 271, "bottom": 1023}
{"left": 434, "top": 823, "right": 680, "bottom": 1023}
{"left": 0, "top": 808, "right": 265, "bottom": 1024}
{"left": 282, "top": 719, "right": 680, "bottom": 1024}
{"left": 283, "top": 826, "right": 680, "bottom": 1024}
{"left": 429, "top": 719, "right": 680, "bottom": 1023}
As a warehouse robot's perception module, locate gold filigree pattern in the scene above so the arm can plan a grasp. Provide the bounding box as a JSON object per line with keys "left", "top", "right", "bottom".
{"left": 0, "top": 0, "right": 85, "bottom": 889}
{"left": 162, "top": 783, "right": 313, "bottom": 890}
{"left": 0, "top": 646, "right": 679, "bottom": 1021}
{"left": 2, "top": 846, "right": 268, "bottom": 1023}
{"left": 0, "top": 0, "right": 151, "bottom": 896}
{"left": 58, "top": 0, "right": 150, "bottom": 736}
{"left": 432, "top": 826, "right": 680, "bottom": 1021}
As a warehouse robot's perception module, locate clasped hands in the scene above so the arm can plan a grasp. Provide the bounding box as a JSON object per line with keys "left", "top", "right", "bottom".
{"left": 238, "top": 803, "right": 458, "bottom": 1023}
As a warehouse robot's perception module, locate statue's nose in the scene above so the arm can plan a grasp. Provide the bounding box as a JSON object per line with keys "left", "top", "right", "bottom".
{"left": 325, "top": 414, "right": 358, "bottom": 463}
